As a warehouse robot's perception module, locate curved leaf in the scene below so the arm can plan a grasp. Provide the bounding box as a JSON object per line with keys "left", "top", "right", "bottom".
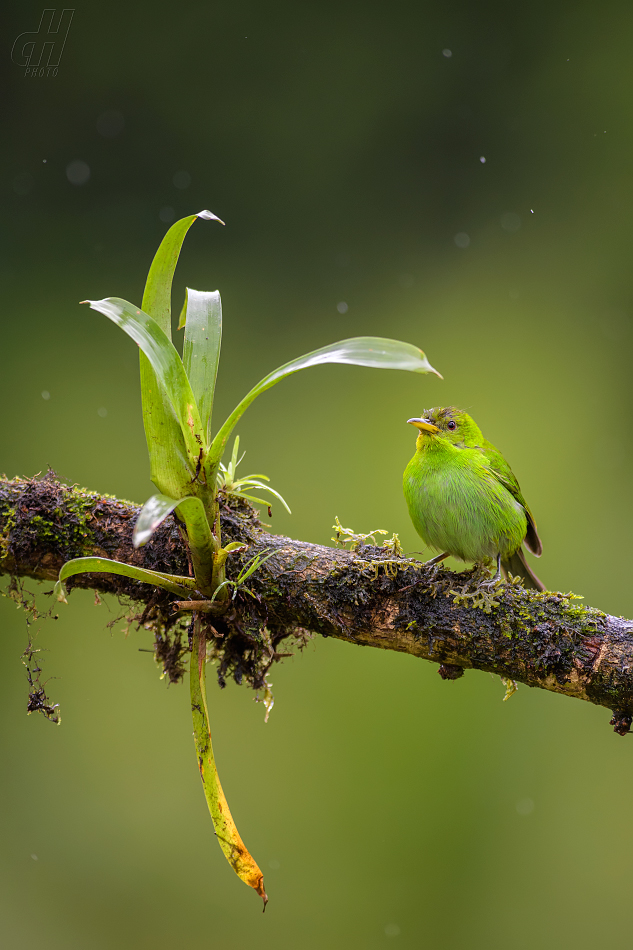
{"left": 143, "top": 211, "right": 223, "bottom": 339}
{"left": 208, "top": 337, "right": 441, "bottom": 467}
{"left": 54, "top": 556, "right": 197, "bottom": 603}
{"left": 140, "top": 211, "right": 223, "bottom": 497}
{"left": 180, "top": 288, "right": 222, "bottom": 441}
{"left": 231, "top": 482, "right": 291, "bottom": 514}
{"left": 134, "top": 493, "right": 216, "bottom": 594}
{"left": 190, "top": 619, "right": 267, "bottom": 908}
{"left": 83, "top": 297, "right": 206, "bottom": 467}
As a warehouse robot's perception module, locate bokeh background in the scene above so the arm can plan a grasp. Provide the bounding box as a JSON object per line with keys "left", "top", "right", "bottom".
{"left": 2, "top": 1, "right": 633, "bottom": 947}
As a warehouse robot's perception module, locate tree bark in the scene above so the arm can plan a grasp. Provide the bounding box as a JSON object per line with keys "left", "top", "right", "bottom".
{"left": 2, "top": 473, "right": 632, "bottom": 734}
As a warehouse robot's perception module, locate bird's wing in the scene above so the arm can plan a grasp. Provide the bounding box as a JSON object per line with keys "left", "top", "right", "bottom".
{"left": 479, "top": 438, "right": 543, "bottom": 557}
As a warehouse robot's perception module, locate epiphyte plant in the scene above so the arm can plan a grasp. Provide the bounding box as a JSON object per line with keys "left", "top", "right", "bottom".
{"left": 53, "top": 210, "right": 441, "bottom": 906}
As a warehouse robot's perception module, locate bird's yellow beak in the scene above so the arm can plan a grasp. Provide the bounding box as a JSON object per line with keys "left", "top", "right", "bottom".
{"left": 407, "top": 417, "right": 440, "bottom": 433}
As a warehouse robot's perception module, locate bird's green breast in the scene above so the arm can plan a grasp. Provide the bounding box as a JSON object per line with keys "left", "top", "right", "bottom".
{"left": 403, "top": 439, "right": 527, "bottom": 562}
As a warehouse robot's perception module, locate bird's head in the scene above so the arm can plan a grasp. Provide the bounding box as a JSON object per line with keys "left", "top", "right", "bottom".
{"left": 407, "top": 407, "right": 483, "bottom": 447}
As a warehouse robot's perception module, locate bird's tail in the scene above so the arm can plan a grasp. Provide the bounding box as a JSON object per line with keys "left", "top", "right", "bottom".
{"left": 501, "top": 548, "right": 546, "bottom": 592}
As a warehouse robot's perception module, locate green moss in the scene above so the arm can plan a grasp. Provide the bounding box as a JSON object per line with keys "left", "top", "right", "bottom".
{"left": 0, "top": 504, "right": 17, "bottom": 561}
{"left": 30, "top": 486, "right": 97, "bottom": 554}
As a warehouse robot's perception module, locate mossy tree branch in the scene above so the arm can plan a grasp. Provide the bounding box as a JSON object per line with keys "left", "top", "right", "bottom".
{"left": 2, "top": 473, "right": 633, "bottom": 735}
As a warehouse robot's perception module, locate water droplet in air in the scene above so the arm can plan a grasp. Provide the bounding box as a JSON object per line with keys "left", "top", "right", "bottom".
{"left": 337, "top": 301, "right": 348, "bottom": 314}
{"left": 66, "top": 160, "right": 90, "bottom": 186}
{"left": 454, "top": 232, "right": 470, "bottom": 248}
{"left": 442, "top": 49, "right": 452, "bottom": 57}
{"left": 96, "top": 110, "right": 124, "bottom": 138}
{"left": 480, "top": 156, "right": 486, "bottom": 163}
{"left": 173, "top": 170, "right": 191, "bottom": 189}
{"left": 500, "top": 212, "right": 521, "bottom": 233}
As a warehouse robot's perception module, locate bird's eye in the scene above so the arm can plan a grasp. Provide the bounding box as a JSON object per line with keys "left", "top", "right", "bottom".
{"left": 446, "top": 421, "right": 457, "bottom": 430}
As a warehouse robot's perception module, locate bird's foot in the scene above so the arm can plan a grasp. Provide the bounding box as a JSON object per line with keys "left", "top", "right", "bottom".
{"left": 447, "top": 563, "right": 505, "bottom": 614}
{"left": 482, "top": 554, "right": 503, "bottom": 586}
{"left": 478, "top": 573, "right": 504, "bottom": 590}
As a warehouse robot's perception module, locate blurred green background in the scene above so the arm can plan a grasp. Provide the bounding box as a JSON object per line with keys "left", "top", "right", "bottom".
{"left": 2, "top": 0, "right": 633, "bottom": 946}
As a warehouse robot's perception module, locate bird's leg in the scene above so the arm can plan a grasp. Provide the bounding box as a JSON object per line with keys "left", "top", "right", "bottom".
{"left": 424, "top": 552, "right": 450, "bottom": 567}
{"left": 479, "top": 553, "right": 503, "bottom": 588}
{"left": 422, "top": 551, "right": 450, "bottom": 583}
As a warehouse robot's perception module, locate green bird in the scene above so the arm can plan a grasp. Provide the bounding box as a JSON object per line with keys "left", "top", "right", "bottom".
{"left": 403, "top": 407, "right": 545, "bottom": 590}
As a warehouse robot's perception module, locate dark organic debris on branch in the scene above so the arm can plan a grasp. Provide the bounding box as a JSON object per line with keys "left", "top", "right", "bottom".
{"left": 2, "top": 473, "right": 633, "bottom": 734}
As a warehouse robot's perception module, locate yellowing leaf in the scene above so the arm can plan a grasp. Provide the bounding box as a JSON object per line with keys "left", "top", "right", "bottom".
{"left": 190, "top": 619, "right": 268, "bottom": 909}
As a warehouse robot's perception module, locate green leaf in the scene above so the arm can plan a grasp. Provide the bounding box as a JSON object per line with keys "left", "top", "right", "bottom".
{"left": 54, "top": 557, "right": 197, "bottom": 603}
{"left": 231, "top": 482, "right": 291, "bottom": 514}
{"left": 190, "top": 619, "right": 267, "bottom": 907}
{"left": 133, "top": 493, "right": 198, "bottom": 547}
{"left": 133, "top": 494, "right": 180, "bottom": 547}
{"left": 140, "top": 210, "right": 224, "bottom": 497}
{"left": 134, "top": 493, "right": 216, "bottom": 595}
{"left": 181, "top": 288, "right": 222, "bottom": 441}
{"left": 143, "top": 210, "right": 224, "bottom": 339}
{"left": 208, "top": 337, "right": 441, "bottom": 468}
{"left": 237, "top": 549, "right": 275, "bottom": 584}
{"left": 83, "top": 298, "right": 206, "bottom": 470}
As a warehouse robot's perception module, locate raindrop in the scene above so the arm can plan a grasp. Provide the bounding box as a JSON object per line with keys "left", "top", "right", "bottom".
{"left": 500, "top": 212, "right": 521, "bottom": 233}
{"left": 96, "top": 110, "right": 124, "bottom": 138}
{"left": 337, "top": 301, "right": 349, "bottom": 314}
{"left": 41, "top": 391, "right": 50, "bottom": 400}
{"left": 385, "top": 924, "right": 401, "bottom": 936}
{"left": 159, "top": 206, "right": 175, "bottom": 223}
{"left": 30, "top": 854, "right": 38, "bottom": 861}
{"left": 268, "top": 859, "right": 280, "bottom": 869}
{"left": 442, "top": 48, "right": 452, "bottom": 57}
{"left": 516, "top": 797, "right": 534, "bottom": 815}
{"left": 454, "top": 232, "right": 470, "bottom": 248}
{"left": 97, "top": 407, "right": 108, "bottom": 418}
{"left": 66, "top": 160, "right": 90, "bottom": 186}
{"left": 173, "top": 170, "right": 191, "bottom": 189}
{"left": 479, "top": 156, "right": 486, "bottom": 163}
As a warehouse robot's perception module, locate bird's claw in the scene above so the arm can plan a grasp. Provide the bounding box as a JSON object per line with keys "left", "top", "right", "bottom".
{"left": 478, "top": 574, "right": 504, "bottom": 590}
